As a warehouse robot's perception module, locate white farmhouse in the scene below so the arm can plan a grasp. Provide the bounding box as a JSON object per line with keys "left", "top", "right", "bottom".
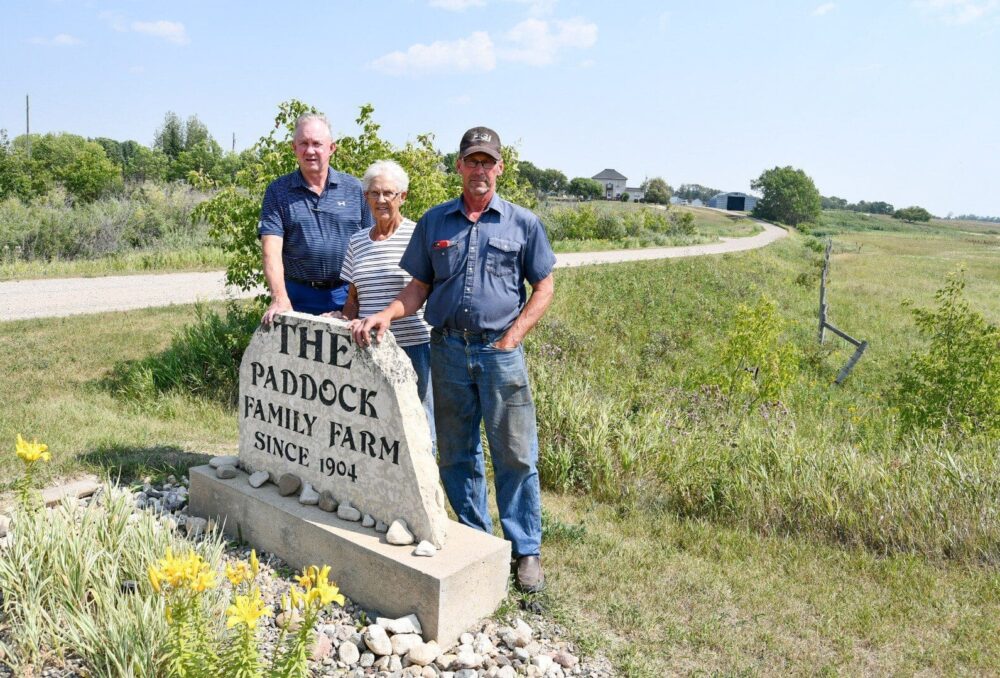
{"left": 591, "top": 169, "right": 627, "bottom": 200}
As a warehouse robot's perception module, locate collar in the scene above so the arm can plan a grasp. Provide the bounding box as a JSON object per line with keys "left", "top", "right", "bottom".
{"left": 293, "top": 167, "right": 339, "bottom": 191}
{"left": 445, "top": 192, "right": 507, "bottom": 219}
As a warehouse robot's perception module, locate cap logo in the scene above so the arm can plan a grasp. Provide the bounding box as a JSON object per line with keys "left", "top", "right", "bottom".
{"left": 471, "top": 132, "right": 492, "bottom": 142}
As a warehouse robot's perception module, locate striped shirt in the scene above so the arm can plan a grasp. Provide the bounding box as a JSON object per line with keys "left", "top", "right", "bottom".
{"left": 341, "top": 219, "right": 431, "bottom": 347}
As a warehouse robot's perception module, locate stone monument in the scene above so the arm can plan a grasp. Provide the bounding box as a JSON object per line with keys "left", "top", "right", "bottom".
{"left": 189, "top": 312, "right": 511, "bottom": 646}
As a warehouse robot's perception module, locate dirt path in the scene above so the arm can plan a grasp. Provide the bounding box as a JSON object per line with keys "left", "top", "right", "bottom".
{"left": 0, "top": 221, "right": 785, "bottom": 322}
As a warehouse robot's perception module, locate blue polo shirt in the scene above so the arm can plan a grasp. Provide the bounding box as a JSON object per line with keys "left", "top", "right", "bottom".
{"left": 400, "top": 193, "right": 556, "bottom": 333}
{"left": 258, "top": 167, "right": 373, "bottom": 283}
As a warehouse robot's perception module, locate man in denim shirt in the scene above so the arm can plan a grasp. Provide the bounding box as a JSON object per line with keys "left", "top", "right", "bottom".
{"left": 352, "top": 127, "right": 555, "bottom": 593}
{"left": 259, "top": 113, "right": 372, "bottom": 325}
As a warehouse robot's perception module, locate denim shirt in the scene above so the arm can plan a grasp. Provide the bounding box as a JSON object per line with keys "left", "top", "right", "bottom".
{"left": 400, "top": 193, "right": 556, "bottom": 332}
{"left": 258, "top": 168, "right": 373, "bottom": 282}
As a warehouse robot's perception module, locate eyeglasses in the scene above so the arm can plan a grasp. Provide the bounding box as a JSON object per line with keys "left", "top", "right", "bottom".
{"left": 366, "top": 190, "right": 400, "bottom": 200}
{"left": 462, "top": 158, "right": 498, "bottom": 169}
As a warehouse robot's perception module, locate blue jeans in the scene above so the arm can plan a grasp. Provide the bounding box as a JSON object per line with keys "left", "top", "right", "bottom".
{"left": 285, "top": 279, "right": 349, "bottom": 315}
{"left": 429, "top": 328, "right": 541, "bottom": 557}
{"left": 401, "top": 342, "right": 435, "bottom": 451}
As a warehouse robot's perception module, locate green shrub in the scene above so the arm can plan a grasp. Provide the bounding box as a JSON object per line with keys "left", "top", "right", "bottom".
{"left": 891, "top": 269, "right": 1000, "bottom": 436}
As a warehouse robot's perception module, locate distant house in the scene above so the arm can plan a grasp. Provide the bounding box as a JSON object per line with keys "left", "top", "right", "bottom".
{"left": 708, "top": 192, "right": 757, "bottom": 211}
{"left": 592, "top": 169, "right": 627, "bottom": 200}
{"left": 624, "top": 186, "right": 645, "bottom": 201}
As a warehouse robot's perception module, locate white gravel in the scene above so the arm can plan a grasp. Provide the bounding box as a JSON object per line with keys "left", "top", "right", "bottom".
{"left": 0, "top": 223, "right": 785, "bottom": 323}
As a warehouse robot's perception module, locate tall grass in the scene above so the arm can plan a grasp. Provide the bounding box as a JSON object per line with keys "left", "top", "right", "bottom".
{"left": 0, "top": 182, "right": 213, "bottom": 262}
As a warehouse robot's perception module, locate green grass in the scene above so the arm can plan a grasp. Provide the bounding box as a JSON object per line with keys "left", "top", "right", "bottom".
{"left": 0, "top": 245, "right": 227, "bottom": 280}
{"left": 2, "top": 220, "right": 999, "bottom": 674}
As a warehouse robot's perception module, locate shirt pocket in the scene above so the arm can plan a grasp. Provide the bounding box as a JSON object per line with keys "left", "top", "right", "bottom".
{"left": 431, "top": 241, "right": 462, "bottom": 280}
{"left": 485, "top": 237, "right": 521, "bottom": 277}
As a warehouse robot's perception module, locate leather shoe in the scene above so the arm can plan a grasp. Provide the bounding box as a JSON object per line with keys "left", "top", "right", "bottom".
{"left": 515, "top": 555, "right": 545, "bottom": 593}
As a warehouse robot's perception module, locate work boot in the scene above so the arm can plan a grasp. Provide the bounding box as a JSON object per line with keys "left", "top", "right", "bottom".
{"left": 515, "top": 555, "right": 545, "bottom": 593}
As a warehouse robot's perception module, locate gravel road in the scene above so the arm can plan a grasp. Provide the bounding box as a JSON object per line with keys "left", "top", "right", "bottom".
{"left": 0, "top": 221, "right": 784, "bottom": 322}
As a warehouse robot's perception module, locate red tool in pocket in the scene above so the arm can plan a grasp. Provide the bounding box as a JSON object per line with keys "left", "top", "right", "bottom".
{"left": 433, "top": 239, "right": 452, "bottom": 249}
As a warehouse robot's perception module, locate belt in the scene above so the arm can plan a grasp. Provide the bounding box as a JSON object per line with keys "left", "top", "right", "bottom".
{"left": 286, "top": 276, "right": 343, "bottom": 290}
{"left": 433, "top": 327, "right": 504, "bottom": 343}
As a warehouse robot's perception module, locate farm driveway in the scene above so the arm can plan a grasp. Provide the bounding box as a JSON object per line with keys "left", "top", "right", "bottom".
{"left": 0, "top": 221, "right": 784, "bottom": 322}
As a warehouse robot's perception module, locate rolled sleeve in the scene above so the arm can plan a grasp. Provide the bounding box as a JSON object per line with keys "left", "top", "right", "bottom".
{"left": 523, "top": 217, "right": 557, "bottom": 284}
{"left": 399, "top": 217, "right": 433, "bottom": 285}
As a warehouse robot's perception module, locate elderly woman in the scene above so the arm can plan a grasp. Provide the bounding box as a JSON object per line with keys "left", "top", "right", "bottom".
{"left": 341, "top": 160, "right": 434, "bottom": 444}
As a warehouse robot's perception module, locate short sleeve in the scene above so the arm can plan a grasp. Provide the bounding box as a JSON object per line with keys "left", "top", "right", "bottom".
{"left": 341, "top": 237, "right": 358, "bottom": 284}
{"left": 522, "top": 216, "right": 557, "bottom": 284}
{"left": 258, "top": 181, "right": 285, "bottom": 238}
{"left": 399, "top": 216, "right": 433, "bottom": 285}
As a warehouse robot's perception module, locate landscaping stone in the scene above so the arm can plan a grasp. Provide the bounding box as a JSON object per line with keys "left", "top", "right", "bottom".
{"left": 378, "top": 613, "right": 423, "bottom": 635}
{"left": 209, "top": 455, "right": 240, "bottom": 469}
{"left": 248, "top": 470, "right": 270, "bottom": 488}
{"left": 216, "top": 465, "right": 238, "bottom": 480}
{"left": 185, "top": 516, "right": 207, "bottom": 538}
{"left": 407, "top": 640, "right": 441, "bottom": 666}
{"left": 277, "top": 473, "right": 301, "bottom": 496}
{"left": 391, "top": 632, "right": 423, "bottom": 656}
{"left": 386, "top": 519, "right": 414, "bottom": 545}
{"left": 375, "top": 519, "right": 389, "bottom": 533}
{"left": 318, "top": 490, "right": 337, "bottom": 512}
{"left": 338, "top": 640, "right": 360, "bottom": 665}
{"left": 337, "top": 501, "right": 362, "bottom": 522}
{"left": 364, "top": 624, "right": 392, "bottom": 656}
{"left": 310, "top": 633, "right": 333, "bottom": 661}
{"left": 414, "top": 540, "right": 436, "bottom": 556}
{"left": 299, "top": 483, "right": 319, "bottom": 505}
{"left": 361, "top": 513, "right": 375, "bottom": 528}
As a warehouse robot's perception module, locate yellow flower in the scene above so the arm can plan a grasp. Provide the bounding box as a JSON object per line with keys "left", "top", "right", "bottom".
{"left": 298, "top": 564, "right": 345, "bottom": 608}
{"left": 151, "top": 548, "right": 215, "bottom": 592}
{"left": 148, "top": 564, "right": 163, "bottom": 593}
{"left": 226, "top": 561, "right": 252, "bottom": 587}
{"left": 189, "top": 569, "right": 216, "bottom": 593}
{"left": 15, "top": 434, "right": 50, "bottom": 464}
{"left": 249, "top": 550, "right": 260, "bottom": 577}
{"left": 226, "top": 590, "right": 272, "bottom": 629}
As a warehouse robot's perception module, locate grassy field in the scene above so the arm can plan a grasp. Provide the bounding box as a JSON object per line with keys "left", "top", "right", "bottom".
{"left": 2, "top": 218, "right": 999, "bottom": 675}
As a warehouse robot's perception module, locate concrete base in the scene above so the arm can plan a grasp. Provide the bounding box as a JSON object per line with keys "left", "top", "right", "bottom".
{"left": 188, "top": 465, "right": 510, "bottom": 647}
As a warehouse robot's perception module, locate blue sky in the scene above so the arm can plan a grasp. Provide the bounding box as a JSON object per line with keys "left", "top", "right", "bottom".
{"left": 2, "top": 0, "right": 998, "bottom": 216}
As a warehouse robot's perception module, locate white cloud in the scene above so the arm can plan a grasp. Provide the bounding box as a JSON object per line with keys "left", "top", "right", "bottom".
{"left": 130, "top": 20, "right": 189, "bottom": 45}
{"left": 914, "top": 0, "right": 1000, "bottom": 24}
{"left": 813, "top": 3, "right": 837, "bottom": 16}
{"left": 370, "top": 31, "right": 496, "bottom": 76}
{"left": 506, "top": 0, "right": 559, "bottom": 17}
{"left": 29, "top": 33, "right": 82, "bottom": 46}
{"left": 501, "top": 17, "right": 597, "bottom": 66}
{"left": 428, "top": 0, "right": 486, "bottom": 9}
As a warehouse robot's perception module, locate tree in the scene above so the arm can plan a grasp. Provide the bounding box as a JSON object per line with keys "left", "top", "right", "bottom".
{"left": 675, "top": 183, "right": 721, "bottom": 203}
{"left": 567, "top": 177, "right": 602, "bottom": 200}
{"left": 750, "top": 166, "right": 821, "bottom": 226}
{"left": 641, "top": 177, "right": 672, "bottom": 205}
{"left": 541, "top": 168, "right": 567, "bottom": 195}
{"left": 125, "top": 145, "right": 169, "bottom": 183}
{"left": 893, "top": 206, "right": 932, "bottom": 223}
{"left": 0, "top": 129, "right": 31, "bottom": 200}
{"left": 14, "top": 133, "right": 120, "bottom": 202}
{"left": 183, "top": 115, "right": 212, "bottom": 151}
{"left": 620, "top": 192, "right": 630, "bottom": 202}
{"left": 154, "top": 111, "right": 186, "bottom": 161}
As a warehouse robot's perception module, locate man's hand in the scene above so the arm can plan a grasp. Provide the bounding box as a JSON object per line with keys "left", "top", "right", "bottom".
{"left": 491, "top": 333, "right": 521, "bottom": 351}
{"left": 261, "top": 297, "right": 292, "bottom": 326}
{"left": 350, "top": 312, "right": 392, "bottom": 347}
{"left": 321, "top": 310, "right": 346, "bottom": 320}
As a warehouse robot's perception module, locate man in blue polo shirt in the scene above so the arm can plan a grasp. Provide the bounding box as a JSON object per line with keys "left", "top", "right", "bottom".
{"left": 351, "top": 126, "right": 556, "bottom": 593}
{"left": 259, "top": 113, "right": 373, "bottom": 324}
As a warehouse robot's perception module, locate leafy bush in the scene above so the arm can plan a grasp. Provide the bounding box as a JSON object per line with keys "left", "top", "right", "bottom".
{"left": 891, "top": 269, "right": 1000, "bottom": 436}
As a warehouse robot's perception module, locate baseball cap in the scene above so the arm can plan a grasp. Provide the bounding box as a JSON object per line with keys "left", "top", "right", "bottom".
{"left": 459, "top": 126, "right": 502, "bottom": 160}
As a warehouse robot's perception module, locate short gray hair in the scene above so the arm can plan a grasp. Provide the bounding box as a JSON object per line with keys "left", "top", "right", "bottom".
{"left": 294, "top": 113, "right": 332, "bottom": 139}
{"left": 362, "top": 160, "right": 410, "bottom": 193}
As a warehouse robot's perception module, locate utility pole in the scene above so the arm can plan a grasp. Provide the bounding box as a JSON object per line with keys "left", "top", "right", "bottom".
{"left": 25, "top": 94, "right": 31, "bottom": 160}
{"left": 232, "top": 132, "right": 235, "bottom": 153}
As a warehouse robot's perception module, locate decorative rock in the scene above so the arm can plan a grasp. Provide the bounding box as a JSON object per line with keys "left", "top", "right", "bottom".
{"left": 496, "top": 666, "right": 517, "bottom": 678}
{"left": 421, "top": 667, "right": 437, "bottom": 678}
{"left": 277, "top": 473, "right": 301, "bottom": 496}
{"left": 364, "top": 624, "right": 393, "bottom": 656}
{"left": 455, "top": 669, "right": 478, "bottom": 678}
{"left": 373, "top": 655, "right": 390, "bottom": 671}
{"left": 407, "top": 640, "right": 441, "bottom": 667}
{"left": 359, "top": 651, "right": 375, "bottom": 668}
{"left": 185, "top": 516, "right": 207, "bottom": 537}
{"left": 388, "top": 655, "right": 403, "bottom": 672}
{"left": 386, "top": 519, "right": 415, "bottom": 545}
{"left": 276, "top": 609, "right": 302, "bottom": 632}
{"left": 414, "top": 540, "right": 436, "bottom": 557}
{"left": 375, "top": 520, "right": 389, "bottom": 533}
{"left": 378, "top": 613, "right": 423, "bottom": 636}
{"left": 514, "top": 647, "right": 530, "bottom": 663}
{"left": 460, "top": 632, "right": 474, "bottom": 646}
{"left": 0, "top": 514, "right": 10, "bottom": 538}
{"left": 216, "top": 465, "right": 238, "bottom": 480}
{"left": 532, "top": 655, "right": 554, "bottom": 672}
{"left": 318, "top": 490, "right": 338, "bottom": 512}
{"left": 311, "top": 634, "right": 334, "bottom": 661}
{"left": 454, "top": 649, "right": 483, "bottom": 669}
{"left": 553, "top": 650, "right": 578, "bottom": 669}
{"left": 391, "top": 633, "right": 424, "bottom": 656}
{"left": 361, "top": 513, "right": 375, "bottom": 528}
{"left": 436, "top": 653, "right": 457, "bottom": 670}
{"left": 299, "top": 483, "right": 319, "bottom": 505}
{"left": 473, "top": 633, "right": 494, "bottom": 655}
{"left": 512, "top": 619, "right": 533, "bottom": 647}
{"left": 248, "top": 470, "right": 269, "bottom": 488}
{"left": 337, "top": 501, "right": 362, "bottom": 522}
{"left": 339, "top": 640, "right": 361, "bottom": 665}
{"left": 209, "top": 455, "right": 240, "bottom": 469}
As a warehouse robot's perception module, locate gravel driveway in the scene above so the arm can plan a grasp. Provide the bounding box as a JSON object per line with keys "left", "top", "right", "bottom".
{"left": 0, "top": 221, "right": 785, "bottom": 322}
